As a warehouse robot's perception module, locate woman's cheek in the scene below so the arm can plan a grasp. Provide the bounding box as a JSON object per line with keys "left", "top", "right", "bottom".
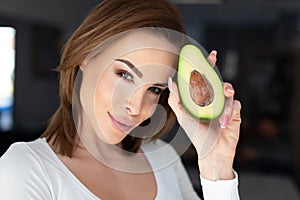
{"left": 145, "top": 96, "right": 160, "bottom": 116}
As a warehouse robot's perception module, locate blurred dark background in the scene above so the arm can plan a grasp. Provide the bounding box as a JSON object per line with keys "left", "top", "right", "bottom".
{"left": 0, "top": 0, "right": 300, "bottom": 199}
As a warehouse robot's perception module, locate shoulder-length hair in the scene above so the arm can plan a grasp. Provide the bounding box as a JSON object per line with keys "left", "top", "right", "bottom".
{"left": 41, "top": 0, "right": 186, "bottom": 157}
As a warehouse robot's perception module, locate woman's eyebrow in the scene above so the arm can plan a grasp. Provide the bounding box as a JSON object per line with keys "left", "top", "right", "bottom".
{"left": 115, "top": 58, "right": 143, "bottom": 78}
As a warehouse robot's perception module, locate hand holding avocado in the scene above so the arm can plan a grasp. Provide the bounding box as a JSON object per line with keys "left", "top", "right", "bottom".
{"left": 168, "top": 45, "right": 242, "bottom": 181}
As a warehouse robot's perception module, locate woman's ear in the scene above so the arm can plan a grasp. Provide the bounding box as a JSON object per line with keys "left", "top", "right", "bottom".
{"left": 80, "top": 59, "right": 88, "bottom": 71}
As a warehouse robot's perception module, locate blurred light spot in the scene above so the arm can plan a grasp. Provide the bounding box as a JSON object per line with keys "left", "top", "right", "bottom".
{"left": 0, "top": 26, "right": 16, "bottom": 131}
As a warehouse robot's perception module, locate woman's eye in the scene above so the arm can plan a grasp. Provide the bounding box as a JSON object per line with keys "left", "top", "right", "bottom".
{"left": 117, "top": 70, "right": 134, "bottom": 82}
{"left": 148, "top": 87, "right": 163, "bottom": 95}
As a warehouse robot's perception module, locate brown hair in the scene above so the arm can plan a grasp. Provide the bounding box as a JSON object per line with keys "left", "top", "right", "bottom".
{"left": 41, "top": 0, "right": 186, "bottom": 156}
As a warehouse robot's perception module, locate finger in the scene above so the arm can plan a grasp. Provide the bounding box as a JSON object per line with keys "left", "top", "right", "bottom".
{"left": 168, "top": 77, "right": 182, "bottom": 120}
{"left": 219, "top": 83, "right": 235, "bottom": 128}
{"left": 230, "top": 100, "right": 242, "bottom": 123}
{"left": 223, "top": 82, "right": 235, "bottom": 97}
{"left": 207, "top": 50, "right": 217, "bottom": 67}
{"left": 168, "top": 77, "right": 208, "bottom": 141}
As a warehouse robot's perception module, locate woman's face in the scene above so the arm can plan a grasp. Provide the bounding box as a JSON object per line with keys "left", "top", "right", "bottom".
{"left": 79, "top": 31, "right": 177, "bottom": 144}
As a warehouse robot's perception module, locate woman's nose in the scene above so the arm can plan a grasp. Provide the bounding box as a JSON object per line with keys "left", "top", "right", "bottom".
{"left": 125, "top": 88, "right": 145, "bottom": 116}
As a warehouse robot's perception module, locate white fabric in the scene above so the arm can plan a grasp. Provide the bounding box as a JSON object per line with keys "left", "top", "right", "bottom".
{"left": 0, "top": 138, "right": 239, "bottom": 199}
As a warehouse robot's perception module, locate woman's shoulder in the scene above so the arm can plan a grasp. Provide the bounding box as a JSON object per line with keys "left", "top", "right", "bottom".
{"left": 0, "top": 138, "right": 51, "bottom": 170}
{"left": 0, "top": 138, "right": 56, "bottom": 198}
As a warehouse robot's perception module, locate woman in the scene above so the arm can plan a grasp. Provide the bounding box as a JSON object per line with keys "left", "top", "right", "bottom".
{"left": 0, "top": 0, "right": 241, "bottom": 199}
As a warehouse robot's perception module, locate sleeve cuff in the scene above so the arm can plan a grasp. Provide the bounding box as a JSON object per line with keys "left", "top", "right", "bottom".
{"left": 200, "top": 170, "right": 240, "bottom": 200}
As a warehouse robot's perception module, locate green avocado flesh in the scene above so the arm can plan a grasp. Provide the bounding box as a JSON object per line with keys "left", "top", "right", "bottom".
{"left": 177, "top": 44, "right": 225, "bottom": 121}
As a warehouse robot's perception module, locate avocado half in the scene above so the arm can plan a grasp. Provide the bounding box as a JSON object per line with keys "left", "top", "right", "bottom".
{"left": 177, "top": 44, "right": 225, "bottom": 121}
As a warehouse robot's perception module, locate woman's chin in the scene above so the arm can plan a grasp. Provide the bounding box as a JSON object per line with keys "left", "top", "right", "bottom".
{"left": 94, "top": 125, "right": 136, "bottom": 145}
{"left": 100, "top": 133, "right": 128, "bottom": 145}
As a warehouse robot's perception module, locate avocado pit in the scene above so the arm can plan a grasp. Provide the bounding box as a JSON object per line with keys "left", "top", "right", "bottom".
{"left": 189, "top": 70, "right": 214, "bottom": 106}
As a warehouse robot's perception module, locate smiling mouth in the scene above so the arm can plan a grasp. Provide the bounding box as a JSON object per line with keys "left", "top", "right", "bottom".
{"left": 108, "top": 113, "right": 135, "bottom": 132}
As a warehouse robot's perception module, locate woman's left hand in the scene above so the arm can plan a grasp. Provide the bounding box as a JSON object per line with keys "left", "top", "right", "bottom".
{"left": 168, "top": 51, "right": 242, "bottom": 181}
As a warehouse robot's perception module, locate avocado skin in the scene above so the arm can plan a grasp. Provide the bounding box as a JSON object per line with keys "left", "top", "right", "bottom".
{"left": 177, "top": 44, "right": 225, "bottom": 121}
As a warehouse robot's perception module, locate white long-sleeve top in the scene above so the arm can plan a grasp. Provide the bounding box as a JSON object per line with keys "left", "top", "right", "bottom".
{"left": 0, "top": 138, "right": 239, "bottom": 199}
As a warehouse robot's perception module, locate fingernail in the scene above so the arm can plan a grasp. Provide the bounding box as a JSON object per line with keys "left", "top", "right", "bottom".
{"left": 168, "top": 77, "right": 180, "bottom": 102}
{"left": 168, "top": 77, "right": 173, "bottom": 91}
{"left": 226, "top": 86, "right": 235, "bottom": 94}
{"left": 220, "top": 115, "right": 229, "bottom": 128}
{"left": 210, "top": 50, "right": 217, "bottom": 56}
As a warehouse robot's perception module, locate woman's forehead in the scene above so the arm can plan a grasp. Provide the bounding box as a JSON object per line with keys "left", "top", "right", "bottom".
{"left": 114, "top": 29, "right": 179, "bottom": 52}
{"left": 89, "top": 30, "right": 179, "bottom": 61}
{"left": 119, "top": 47, "right": 177, "bottom": 68}
{"left": 82, "top": 30, "right": 180, "bottom": 83}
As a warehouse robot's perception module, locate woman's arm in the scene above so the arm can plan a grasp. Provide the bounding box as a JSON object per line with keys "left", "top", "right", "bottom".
{"left": 168, "top": 51, "right": 241, "bottom": 199}
{"left": 174, "top": 152, "right": 239, "bottom": 200}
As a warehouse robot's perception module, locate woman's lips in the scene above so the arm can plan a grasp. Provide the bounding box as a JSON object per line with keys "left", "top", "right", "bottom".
{"left": 108, "top": 113, "right": 135, "bottom": 132}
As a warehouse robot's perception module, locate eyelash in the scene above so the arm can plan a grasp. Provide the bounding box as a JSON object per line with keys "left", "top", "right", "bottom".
{"left": 116, "top": 70, "right": 163, "bottom": 95}
{"left": 116, "top": 70, "right": 134, "bottom": 82}
{"left": 148, "top": 87, "right": 163, "bottom": 95}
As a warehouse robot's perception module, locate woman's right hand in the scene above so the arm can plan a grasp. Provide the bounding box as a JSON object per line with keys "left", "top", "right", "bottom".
{"left": 167, "top": 51, "right": 242, "bottom": 180}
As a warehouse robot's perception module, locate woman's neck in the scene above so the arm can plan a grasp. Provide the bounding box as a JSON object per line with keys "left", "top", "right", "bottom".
{"left": 75, "top": 113, "right": 152, "bottom": 173}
